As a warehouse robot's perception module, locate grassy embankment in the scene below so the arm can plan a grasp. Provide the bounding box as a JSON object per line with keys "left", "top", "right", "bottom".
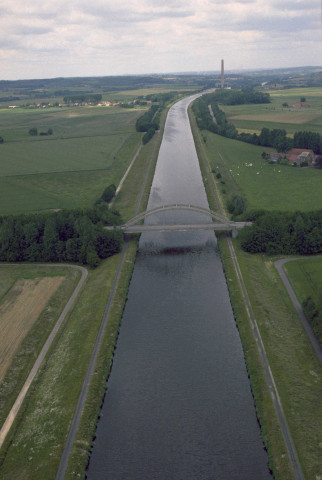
{"left": 0, "top": 101, "right": 167, "bottom": 479}
{"left": 283, "top": 258, "right": 322, "bottom": 309}
{"left": 189, "top": 100, "right": 322, "bottom": 480}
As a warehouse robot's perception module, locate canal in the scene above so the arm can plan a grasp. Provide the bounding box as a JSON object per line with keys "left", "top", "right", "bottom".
{"left": 86, "top": 95, "right": 272, "bottom": 479}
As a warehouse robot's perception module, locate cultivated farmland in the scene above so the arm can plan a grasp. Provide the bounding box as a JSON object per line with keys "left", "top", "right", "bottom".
{"left": 0, "top": 276, "right": 63, "bottom": 382}
{"left": 221, "top": 87, "right": 322, "bottom": 136}
{"left": 0, "top": 106, "right": 143, "bottom": 215}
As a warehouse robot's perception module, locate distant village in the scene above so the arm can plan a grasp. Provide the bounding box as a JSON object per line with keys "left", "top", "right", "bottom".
{"left": 8, "top": 99, "right": 152, "bottom": 109}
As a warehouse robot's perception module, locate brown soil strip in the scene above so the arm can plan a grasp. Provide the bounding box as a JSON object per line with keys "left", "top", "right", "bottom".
{"left": 0, "top": 277, "right": 64, "bottom": 382}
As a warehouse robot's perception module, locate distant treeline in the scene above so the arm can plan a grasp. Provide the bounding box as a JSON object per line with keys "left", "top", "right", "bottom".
{"left": 63, "top": 94, "right": 102, "bottom": 104}
{"left": 238, "top": 210, "right": 322, "bottom": 255}
{"left": 209, "top": 89, "right": 271, "bottom": 105}
{"left": 192, "top": 91, "right": 322, "bottom": 154}
{"left": 0, "top": 96, "right": 20, "bottom": 102}
{"left": 0, "top": 203, "right": 123, "bottom": 268}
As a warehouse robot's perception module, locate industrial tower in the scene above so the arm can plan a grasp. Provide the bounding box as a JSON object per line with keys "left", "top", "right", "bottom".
{"left": 221, "top": 59, "right": 224, "bottom": 89}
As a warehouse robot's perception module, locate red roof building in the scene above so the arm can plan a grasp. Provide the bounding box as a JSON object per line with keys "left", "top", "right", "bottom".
{"left": 286, "top": 148, "right": 315, "bottom": 165}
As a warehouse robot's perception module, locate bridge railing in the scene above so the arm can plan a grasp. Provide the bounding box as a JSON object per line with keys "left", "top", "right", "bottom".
{"left": 124, "top": 204, "right": 232, "bottom": 227}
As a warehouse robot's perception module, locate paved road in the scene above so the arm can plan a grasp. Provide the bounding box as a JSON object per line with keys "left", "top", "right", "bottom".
{"left": 275, "top": 257, "right": 322, "bottom": 364}
{"left": 0, "top": 264, "right": 88, "bottom": 450}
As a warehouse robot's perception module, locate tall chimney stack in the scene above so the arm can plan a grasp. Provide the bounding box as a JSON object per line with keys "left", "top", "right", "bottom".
{"left": 221, "top": 59, "right": 224, "bottom": 89}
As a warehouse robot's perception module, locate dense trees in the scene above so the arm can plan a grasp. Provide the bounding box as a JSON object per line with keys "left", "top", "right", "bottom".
{"left": 238, "top": 211, "right": 322, "bottom": 255}
{"left": 208, "top": 89, "right": 271, "bottom": 105}
{"left": 0, "top": 204, "right": 123, "bottom": 268}
{"left": 98, "top": 184, "right": 116, "bottom": 203}
{"left": 227, "top": 195, "right": 247, "bottom": 216}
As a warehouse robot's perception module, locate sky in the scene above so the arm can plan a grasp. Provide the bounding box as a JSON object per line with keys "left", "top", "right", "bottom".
{"left": 1, "top": 0, "right": 321, "bottom": 80}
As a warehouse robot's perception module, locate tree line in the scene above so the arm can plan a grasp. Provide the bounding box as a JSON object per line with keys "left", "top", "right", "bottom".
{"left": 63, "top": 94, "right": 102, "bottom": 104}
{"left": 192, "top": 92, "right": 322, "bottom": 154}
{"left": 238, "top": 210, "right": 322, "bottom": 255}
{"left": 0, "top": 202, "right": 123, "bottom": 268}
{"left": 208, "top": 89, "right": 271, "bottom": 105}
{"left": 136, "top": 92, "right": 183, "bottom": 144}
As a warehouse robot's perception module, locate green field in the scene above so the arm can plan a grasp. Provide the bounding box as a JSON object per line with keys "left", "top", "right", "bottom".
{"left": 202, "top": 132, "right": 322, "bottom": 212}
{"left": 221, "top": 87, "right": 322, "bottom": 135}
{"left": 283, "top": 257, "right": 322, "bottom": 307}
{"left": 0, "top": 106, "right": 143, "bottom": 214}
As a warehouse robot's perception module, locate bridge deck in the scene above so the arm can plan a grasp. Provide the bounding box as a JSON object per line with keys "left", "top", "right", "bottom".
{"left": 105, "top": 222, "right": 251, "bottom": 234}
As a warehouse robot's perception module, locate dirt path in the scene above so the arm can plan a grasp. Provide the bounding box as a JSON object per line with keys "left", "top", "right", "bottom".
{"left": 0, "top": 264, "right": 88, "bottom": 450}
{"left": 274, "top": 257, "right": 322, "bottom": 364}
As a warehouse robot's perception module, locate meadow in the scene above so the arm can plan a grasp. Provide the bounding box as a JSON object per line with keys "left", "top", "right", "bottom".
{"left": 283, "top": 257, "right": 322, "bottom": 308}
{"left": 203, "top": 132, "right": 322, "bottom": 212}
{"left": 0, "top": 106, "right": 143, "bottom": 214}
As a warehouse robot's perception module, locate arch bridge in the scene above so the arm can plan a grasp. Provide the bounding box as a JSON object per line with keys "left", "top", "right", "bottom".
{"left": 106, "top": 204, "right": 251, "bottom": 236}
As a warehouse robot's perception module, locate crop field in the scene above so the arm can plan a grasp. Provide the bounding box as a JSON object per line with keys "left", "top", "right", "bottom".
{"left": 283, "top": 258, "right": 322, "bottom": 307}
{"left": 203, "top": 132, "right": 322, "bottom": 212}
{"left": 0, "top": 276, "right": 63, "bottom": 382}
{"left": 0, "top": 106, "right": 143, "bottom": 214}
{"left": 221, "top": 87, "right": 322, "bottom": 135}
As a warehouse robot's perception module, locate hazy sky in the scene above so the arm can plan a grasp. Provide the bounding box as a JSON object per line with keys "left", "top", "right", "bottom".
{"left": 1, "top": 0, "right": 321, "bottom": 80}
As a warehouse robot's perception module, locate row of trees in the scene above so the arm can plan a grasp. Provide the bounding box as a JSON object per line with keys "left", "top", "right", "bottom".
{"left": 63, "top": 94, "right": 102, "bottom": 104}
{"left": 136, "top": 104, "right": 159, "bottom": 132}
{"left": 192, "top": 92, "right": 322, "bottom": 154}
{"left": 136, "top": 92, "right": 183, "bottom": 144}
{"left": 0, "top": 203, "right": 123, "bottom": 268}
{"left": 208, "top": 89, "right": 271, "bottom": 105}
{"left": 238, "top": 210, "right": 322, "bottom": 255}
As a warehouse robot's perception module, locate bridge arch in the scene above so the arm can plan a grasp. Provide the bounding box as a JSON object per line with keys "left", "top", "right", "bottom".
{"left": 125, "top": 204, "right": 232, "bottom": 227}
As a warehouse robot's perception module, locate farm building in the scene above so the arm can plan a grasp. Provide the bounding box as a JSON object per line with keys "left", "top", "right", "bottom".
{"left": 293, "top": 102, "right": 310, "bottom": 108}
{"left": 286, "top": 148, "right": 315, "bottom": 165}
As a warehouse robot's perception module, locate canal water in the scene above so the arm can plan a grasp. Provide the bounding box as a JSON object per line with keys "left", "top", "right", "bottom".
{"left": 86, "top": 95, "right": 272, "bottom": 479}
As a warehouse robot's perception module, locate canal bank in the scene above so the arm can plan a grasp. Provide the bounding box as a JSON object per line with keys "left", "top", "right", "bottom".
{"left": 86, "top": 94, "right": 272, "bottom": 479}
{"left": 189, "top": 107, "right": 322, "bottom": 480}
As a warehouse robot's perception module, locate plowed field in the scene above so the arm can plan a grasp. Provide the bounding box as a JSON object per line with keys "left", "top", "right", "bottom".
{"left": 0, "top": 276, "right": 63, "bottom": 382}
